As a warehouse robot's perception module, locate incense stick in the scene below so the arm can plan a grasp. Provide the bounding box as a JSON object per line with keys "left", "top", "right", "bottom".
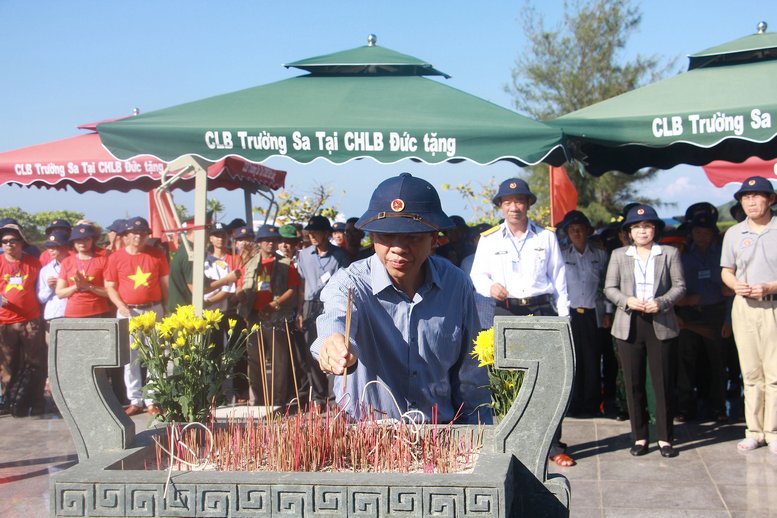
{"left": 342, "top": 288, "right": 352, "bottom": 398}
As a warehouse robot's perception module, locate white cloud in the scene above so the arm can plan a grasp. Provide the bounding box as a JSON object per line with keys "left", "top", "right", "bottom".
{"left": 643, "top": 166, "right": 740, "bottom": 218}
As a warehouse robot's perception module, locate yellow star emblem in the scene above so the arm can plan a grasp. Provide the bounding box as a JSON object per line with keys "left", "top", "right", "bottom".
{"left": 3, "top": 273, "right": 27, "bottom": 293}
{"left": 128, "top": 266, "right": 152, "bottom": 289}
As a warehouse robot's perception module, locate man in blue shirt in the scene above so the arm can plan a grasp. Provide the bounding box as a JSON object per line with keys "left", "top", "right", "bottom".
{"left": 296, "top": 215, "right": 349, "bottom": 405}
{"left": 312, "top": 173, "right": 491, "bottom": 424}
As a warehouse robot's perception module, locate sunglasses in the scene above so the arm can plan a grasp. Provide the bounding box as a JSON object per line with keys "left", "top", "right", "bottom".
{"left": 1, "top": 238, "right": 21, "bottom": 245}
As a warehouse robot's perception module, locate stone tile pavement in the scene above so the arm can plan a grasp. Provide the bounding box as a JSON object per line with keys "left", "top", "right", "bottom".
{"left": 1, "top": 409, "right": 775, "bottom": 517}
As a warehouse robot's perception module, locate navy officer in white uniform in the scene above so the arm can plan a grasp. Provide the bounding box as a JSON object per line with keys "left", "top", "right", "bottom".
{"left": 470, "top": 178, "right": 570, "bottom": 319}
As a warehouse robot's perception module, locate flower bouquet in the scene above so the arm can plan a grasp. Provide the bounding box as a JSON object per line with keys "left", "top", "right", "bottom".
{"left": 129, "top": 305, "right": 256, "bottom": 423}
{"left": 470, "top": 328, "right": 524, "bottom": 418}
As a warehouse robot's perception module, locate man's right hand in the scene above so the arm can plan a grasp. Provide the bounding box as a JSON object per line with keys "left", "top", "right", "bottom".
{"left": 117, "top": 306, "right": 131, "bottom": 318}
{"left": 318, "top": 332, "right": 356, "bottom": 375}
{"left": 490, "top": 283, "right": 508, "bottom": 301}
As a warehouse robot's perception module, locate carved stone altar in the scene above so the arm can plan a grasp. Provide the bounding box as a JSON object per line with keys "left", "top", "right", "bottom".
{"left": 49, "top": 315, "right": 574, "bottom": 517}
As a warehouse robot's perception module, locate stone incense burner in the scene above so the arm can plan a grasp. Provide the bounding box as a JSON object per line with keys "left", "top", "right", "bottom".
{"left": 49, "top": 316, "right": 573, "bottom": 517}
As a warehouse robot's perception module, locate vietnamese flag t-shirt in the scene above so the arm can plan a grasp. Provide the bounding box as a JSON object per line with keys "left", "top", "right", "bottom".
{"left": 0, "top": 254, "right": 42, "bottom": 324}
{"left": 59, "top": 254, "right": 111, "bottom": 317}
{"left": 105, "top": 247, "right": 169, "bottom": 305}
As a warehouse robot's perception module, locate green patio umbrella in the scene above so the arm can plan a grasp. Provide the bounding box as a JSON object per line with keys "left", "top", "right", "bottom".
{"left": 550, "top": 23, "right": 777, "bottom": 175}
{"left": 97, "top": 36, "right": 567, "bottom": 167}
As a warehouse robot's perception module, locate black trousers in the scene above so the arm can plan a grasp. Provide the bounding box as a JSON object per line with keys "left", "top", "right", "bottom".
{"left": 616, "top": 313, "right": 675, "bottom": 443}
{"left": 569, "top": 309, "right": 601, "bottom": 415}
{"left": 676, "top": 303, "right": 727, "bottom": 416}
{"left": 302, "top": 300, "right": 331, "bottom": 403}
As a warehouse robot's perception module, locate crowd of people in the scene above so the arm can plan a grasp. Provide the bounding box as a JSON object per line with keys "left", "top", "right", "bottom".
{"left": 0, "top": 173, "right": 774, "bottom": 464}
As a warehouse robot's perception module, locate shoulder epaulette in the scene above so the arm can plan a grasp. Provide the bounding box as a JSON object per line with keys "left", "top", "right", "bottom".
{"left": 481, "top": 225, "right": 500, "bottom": 237}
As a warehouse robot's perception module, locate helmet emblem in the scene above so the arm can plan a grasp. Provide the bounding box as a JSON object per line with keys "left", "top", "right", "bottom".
{"left": 509, "top": 182, "right": 517, "bottom": 189}
{"left": 391, "top": 199, "right": 405, "bottom": 212}
{"left": 48, "top": 235, "right": 56, "bottom": 241}
{"left": 637, "top": 208, "right": 645, "bottom": 215}
{"left": 748, "top": 179, "right": 756, "bottom": 186}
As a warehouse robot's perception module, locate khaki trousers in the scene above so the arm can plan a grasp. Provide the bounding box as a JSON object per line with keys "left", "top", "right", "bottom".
{"left": 731, "top": 295, "right": 777, "bottom": 444}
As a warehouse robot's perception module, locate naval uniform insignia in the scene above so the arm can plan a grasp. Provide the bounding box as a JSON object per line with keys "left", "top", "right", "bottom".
{"left": 481, "top": 225, "right": 500, "bottom": 237}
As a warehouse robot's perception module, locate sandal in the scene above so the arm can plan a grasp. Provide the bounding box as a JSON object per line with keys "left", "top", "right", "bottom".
{"left": 737, "top": 437, "right": 764, "bottom": 451}
{"left": 550, "top": 453, "right": 576, "bottom": 467}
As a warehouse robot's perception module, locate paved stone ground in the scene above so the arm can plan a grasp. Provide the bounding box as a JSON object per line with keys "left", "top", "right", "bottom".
{"left": 1, "top": 408, "right": 775, "bottom": 517}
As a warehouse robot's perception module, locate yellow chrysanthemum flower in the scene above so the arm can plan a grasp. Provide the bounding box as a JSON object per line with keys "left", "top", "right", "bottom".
{"left": 471, "top": 328, "right": 495, "bottom": 367}
{"left": 174, "top": 335, "right": 186, "bottom": 348}
{"left": 228, "top": 318, "right": 237, "bottom": 331}
{"left": 129, "top": 311, "right": 157, "bottom": 335}
{"left": 202, "top": 308, "right": 223, "bottom": 329}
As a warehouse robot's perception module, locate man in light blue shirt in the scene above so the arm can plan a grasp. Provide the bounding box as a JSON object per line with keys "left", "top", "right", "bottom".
{"left": 312, "top": 173, "right": 491, "bottom": 424}
{"left": 296, "top": 215, "right": 349, "bottom": 405}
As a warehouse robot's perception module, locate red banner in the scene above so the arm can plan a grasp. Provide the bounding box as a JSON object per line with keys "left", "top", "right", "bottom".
{"left": 549, "top": 165, "right": 578, "bottom": 226}
{"left": 702, "top": 157, "right": 777, "bottom": 188}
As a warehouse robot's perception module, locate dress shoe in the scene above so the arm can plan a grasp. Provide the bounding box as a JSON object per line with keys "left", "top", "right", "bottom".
{"left": 659, "top": 444, "right": 678, "bottom": 458}
{"left": 124, "top": 404, "right": 144, "bottom": 416}
{"left": 629, "top": 442, "right": 649, "bottom": 456}
{"left": 146, "top": 404, "right": 161, "bottom": 417}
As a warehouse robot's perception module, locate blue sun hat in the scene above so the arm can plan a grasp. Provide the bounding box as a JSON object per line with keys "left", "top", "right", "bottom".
{"left": 304, "top": 215, "right": 332, "bottom": 232}
{"left": 45, "top": 218, "right": 72, "bottom": 234}
{"left": 232, "top": 226, "right": 255, "bottom": 240}
{"left": 254, "top": 224, "right": 280, "bottom": 241}
{"left": 492, "top": 177, "right": 537, "bottom": 206}
{"left": 622, "top": 204, "right": 665, "bottom": 232}
{"left": 44, "top": 229, "right": 71, "bottom": 248}
{"left": 124, "top": 216, "right": 151, "bottom": 234}
{"left": 69, "top": 223, "right": 99, "bottom": 241}
{"left": 734, "top": 175, "right": 776, "bottom": 200}
{"left": 559, "top": 210, "right": 592, "bottom": 230}
{"left": 356, "top": 173, "right": 454, "bottom": 234}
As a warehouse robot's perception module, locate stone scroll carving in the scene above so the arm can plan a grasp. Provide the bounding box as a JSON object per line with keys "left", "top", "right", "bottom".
{"left": 491, "top": 315, "right": 574, "bottom": 514}
{"left": 49, "top": 318, "right": 134, "bottom": 462}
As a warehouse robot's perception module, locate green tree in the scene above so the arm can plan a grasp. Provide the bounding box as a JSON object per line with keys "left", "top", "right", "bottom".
{"left": 506, "top": 0, "right": 675, "bottom": 222}
{"left": 256, "top": 183, "right": 339, "bottom": 225}
{"left": 0, "top": 207, "right": 84, "bottom": 244}
{"left": 206, "top": 199, "right": 225, "bottom": 222}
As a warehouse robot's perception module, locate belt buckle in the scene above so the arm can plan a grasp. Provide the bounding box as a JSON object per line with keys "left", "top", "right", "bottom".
{"left": 576, "top": 307, "right": 586, "bottom": 314}
{"left": 519, "top": 298, "right": 529, "bottom": 305}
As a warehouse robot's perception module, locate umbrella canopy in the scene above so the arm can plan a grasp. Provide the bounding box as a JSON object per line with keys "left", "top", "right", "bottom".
{"left": 97, "top": 38, "right": 567, "bottom": 167}
{"left": 0, "top": 132, "right": 286, "bottom": 193}
{"left": 550, "top": 24, "right": 777, "bottom": 175}
{"left": 703, "top": 156, "right": 777, "bottom": 187}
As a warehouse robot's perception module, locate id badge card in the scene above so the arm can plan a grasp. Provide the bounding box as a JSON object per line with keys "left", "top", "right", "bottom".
{"left": 320, "top": 271, "right": 332, "bottom": 285}
{"left": 259, "top": 281, "right": 271, "bottom": 291}
{"left": 698, "top": 269, "right": 711, "bottom": 280}
{"left": 9, "top": 275, "right": 22, "bottom": 285}
{"left": 511, "top": 260, "right": 520, "bottom": 273}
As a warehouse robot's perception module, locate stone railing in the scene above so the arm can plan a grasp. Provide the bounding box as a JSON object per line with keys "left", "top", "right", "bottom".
{"left": 49, "top": 315, "right": 574, "bottom": 517}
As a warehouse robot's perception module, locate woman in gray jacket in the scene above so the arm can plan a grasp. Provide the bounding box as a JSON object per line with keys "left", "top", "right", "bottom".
{"left": 604, "top": 205, "right": 685, "bottom": 458}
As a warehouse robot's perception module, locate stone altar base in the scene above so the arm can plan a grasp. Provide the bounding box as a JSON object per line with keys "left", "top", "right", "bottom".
{"left": 49, "top": 316, "right": 574, "bottom": 517}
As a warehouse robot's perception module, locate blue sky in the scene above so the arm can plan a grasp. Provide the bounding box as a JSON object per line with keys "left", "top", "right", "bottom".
{"left": 0, "top": 0, "right": 771, "bottom": 226}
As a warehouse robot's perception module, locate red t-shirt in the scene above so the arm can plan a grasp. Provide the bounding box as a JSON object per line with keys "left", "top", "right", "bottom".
{"left": 59, "top": 254, "right": 111, "bottom": 317}
{"left": 104, "top": 247, "right": 169, "bottom": 305}
{"left": 0, "top": 254, "right": 42, "bottom": 323}
{"left": 238, "top": 257, "right": 300, "bottom": 311}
